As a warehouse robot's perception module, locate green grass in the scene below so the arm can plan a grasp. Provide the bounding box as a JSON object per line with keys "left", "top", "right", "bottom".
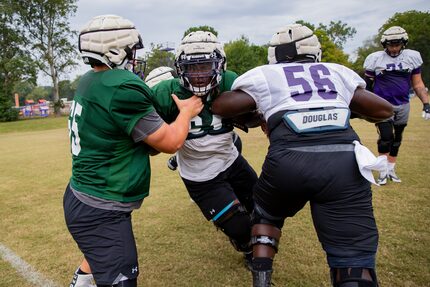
{"left": 0, "top": 116, "right": 68, "bottom": 134}
{"left": 0, "top": 97, "right": 429, "bottom": 286}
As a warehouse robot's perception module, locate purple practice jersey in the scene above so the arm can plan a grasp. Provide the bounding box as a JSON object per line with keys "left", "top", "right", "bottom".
{"left": 363, "top": 49, "right": 422, "bottom": 105}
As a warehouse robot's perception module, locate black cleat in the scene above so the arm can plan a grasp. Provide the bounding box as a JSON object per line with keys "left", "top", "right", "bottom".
{"left": 252, "top": 270, "right": 273, "bottom": 287}
{"left": 167, "top": 155, "right": 178, "bottom": 171}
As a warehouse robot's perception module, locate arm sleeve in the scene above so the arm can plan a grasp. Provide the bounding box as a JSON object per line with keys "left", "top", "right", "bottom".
{"left": 131, "top": 111, "right": 165, "bottom": 142}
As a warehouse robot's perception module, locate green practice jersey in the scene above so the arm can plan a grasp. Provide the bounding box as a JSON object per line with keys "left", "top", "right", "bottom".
{"left": 151, "top": 70, "right": 237, "bottom": 139}
{"left": 68, "top": 69, "right": 155, "bottom": 202}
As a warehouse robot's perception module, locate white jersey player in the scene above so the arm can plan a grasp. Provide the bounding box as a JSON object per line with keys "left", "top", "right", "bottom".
{"left": 212, "top": 23, "right": 393, "bottom": 287}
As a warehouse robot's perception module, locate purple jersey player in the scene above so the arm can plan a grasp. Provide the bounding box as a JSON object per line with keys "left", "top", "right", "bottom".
{"left": 364, "top": 26, "right": 429, "bottom": 185}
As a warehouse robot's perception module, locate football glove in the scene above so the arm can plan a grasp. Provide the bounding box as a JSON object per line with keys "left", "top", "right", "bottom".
{"left": 423, "top": 103, "right": 430, "bottom": 120}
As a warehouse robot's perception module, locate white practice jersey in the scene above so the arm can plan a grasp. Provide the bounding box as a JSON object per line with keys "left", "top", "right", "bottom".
{"left": 363, "top": 49, "right": 423, "bottom": 105}
{"left": 232, "top": 62, "right": 366, "bottom": 121}
{"left": 363, "top": 49, "right": 422, "bottom": 76}
{"left": 177, "top": 131, "right": 238, "bottom": 182}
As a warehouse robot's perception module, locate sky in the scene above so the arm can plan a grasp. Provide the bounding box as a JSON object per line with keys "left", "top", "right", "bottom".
{"left": 39, "top": 0, "right": 429, "bottom": 85}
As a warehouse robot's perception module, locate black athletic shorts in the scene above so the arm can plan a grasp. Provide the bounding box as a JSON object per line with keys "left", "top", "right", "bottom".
{"left": 254, "top": 144, "right": 378, "bottom": 268}
{"left": 63, "top": 185, "right": 139, "bottom": 285}
{"left": 182, "top": 154, "right": 257, "bottom": 221}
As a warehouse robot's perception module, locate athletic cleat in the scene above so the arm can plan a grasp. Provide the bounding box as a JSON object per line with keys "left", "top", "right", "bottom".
{"left": 388, "top": 169, "right": 402, "bottom": 183}
{"left": 243, "top": 251, "right": 253, "bottom": 271}
{"left": 69, "top": 271, "right": 96, "bottom": 287}
{"left": 252, "top": 269, "right": 273, "bottom": 287}
{"left": 167, "top": 155, "right": 178, "bottom": 171}
{"left": 376, "top": 174, "right": 387, "bottom": 185}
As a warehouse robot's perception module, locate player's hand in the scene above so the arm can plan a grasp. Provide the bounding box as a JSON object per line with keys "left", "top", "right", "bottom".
{"left": 172, "top": 94, "right": 203, "bottom": 118}
{"left": 422, "top": 103, "right": 430, "bottom": 120}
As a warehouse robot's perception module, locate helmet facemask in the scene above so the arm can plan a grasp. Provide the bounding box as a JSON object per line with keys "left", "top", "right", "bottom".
{"left": 176, "top": 51, "right": 224, "bottom": 96}
{"left": 175, "top": 30, "right": 226, "bottom": 96}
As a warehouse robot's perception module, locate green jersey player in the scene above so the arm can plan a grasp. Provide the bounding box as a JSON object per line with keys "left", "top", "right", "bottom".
{"left": 150, "top": 31, "right": 258, "bottom": 273}
{"left": 64, "top": 15, "right": 203, "bottom": 287}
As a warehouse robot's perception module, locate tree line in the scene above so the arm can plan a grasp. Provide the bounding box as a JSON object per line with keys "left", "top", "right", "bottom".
{"left": 0, "top": 2, "right": 428, "bottom": 122}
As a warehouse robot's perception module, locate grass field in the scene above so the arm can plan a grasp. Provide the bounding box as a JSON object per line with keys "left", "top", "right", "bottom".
{"left": 0, "top": 97, "right": 429, "bottom": 287}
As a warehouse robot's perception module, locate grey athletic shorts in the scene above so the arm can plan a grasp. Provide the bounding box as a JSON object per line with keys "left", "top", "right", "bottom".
{"left": 63, "top": 184, "right": 139, "bottom": 285}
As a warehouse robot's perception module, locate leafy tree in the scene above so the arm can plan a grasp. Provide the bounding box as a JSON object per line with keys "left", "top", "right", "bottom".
{"left": 314, "top": 30, "right": 351, "bottom": 67}
{"left": 317, "top": 20, "right": 357, "bottom": 50}
{"left": 224, "top": 36, "right": 267, "bottom": 75}
{"left": 144, "top": 43, "right": 175, "bottom": 78}
{"left": 58, "top": 80, "right": 75, "bottom": 101}
{"left": 27, "top": 86, "right": 50, "bottom": 102}
{"left": 183, "top": 26, "right": 218, "bottom": 38}
{"left": 13, "top": 81, "right": 37, "bottom": 106}
{"left": 0, "top": 2, "right": 36, "bottom": 121}
{"left": 297, "top": 21, "right": 351, "bottom": 67}
{"left": 12, "top": 0, "right": 79, "bottom": 114}
{"left": 351, "top": 36, "right": 380, "bottom": 76}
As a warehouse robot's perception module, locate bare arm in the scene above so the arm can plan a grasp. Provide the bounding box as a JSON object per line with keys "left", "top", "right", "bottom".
{"left": 349, "top": 87, "right": 393, "bottom": 122}
{"left": 211, "top": 90, "right": 257, "bottom": 117}
{"left": 411, "top": 73, "right": 429, "bottom": 105}
{"left": 143, "top": 94, "right": 203, "bottom": 153}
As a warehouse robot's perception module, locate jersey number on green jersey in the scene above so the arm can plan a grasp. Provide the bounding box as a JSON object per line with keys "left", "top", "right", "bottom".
{"left": 68, "top": 100, "right": 82, "bottom": 156}
{"left": 189, "top": 114, "right": 223, "bottom": 136}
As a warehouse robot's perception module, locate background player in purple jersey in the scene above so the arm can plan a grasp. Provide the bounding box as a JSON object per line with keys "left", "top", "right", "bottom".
{"left": 212, "top": 24, "right": 393, "bottom": 287}
{"left": 363, "top": 26, "right": 429, "bottom": 185}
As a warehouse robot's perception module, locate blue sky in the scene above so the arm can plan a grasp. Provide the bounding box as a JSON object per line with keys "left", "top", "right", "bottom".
{"left": 40, "top": 0, "right": 430, "bottom": 84}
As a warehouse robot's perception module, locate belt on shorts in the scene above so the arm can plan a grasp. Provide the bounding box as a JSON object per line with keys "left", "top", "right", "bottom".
{"left": 287, "top": 144, "right": 354, "bottom": 152}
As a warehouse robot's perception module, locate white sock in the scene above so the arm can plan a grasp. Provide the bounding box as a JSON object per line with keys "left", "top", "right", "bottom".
{"left": 388, "top": 162, "right": 396, "bottom": 171}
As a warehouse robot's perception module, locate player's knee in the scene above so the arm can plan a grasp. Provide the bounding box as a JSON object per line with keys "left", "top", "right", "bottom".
{"left": 251, "top": 204, "right": 284, "bottom": 229}
{"left": 213, "top": 204, "right": 252, "bottom": 251}
{"left": 250, "top": 205, "right": 283, "bottom": 253}
{"left": 331, "top": 268, "right": 378, "bottom": 287}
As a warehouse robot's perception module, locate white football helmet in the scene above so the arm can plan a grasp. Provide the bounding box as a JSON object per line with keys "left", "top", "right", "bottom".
{"left": 381, "top": 26, "right": 408, "bottom": 47}
{"left": 78, "top": 14, "right": 144, "bottom": 70}
{"left": 175, "top": 31, "right": 226, "bottom": 96}
{"left": 268, "top": 24, "right": 321, "bottom": 64}
{"left": 145, "top": 66, "right": 175, "bottom": 88}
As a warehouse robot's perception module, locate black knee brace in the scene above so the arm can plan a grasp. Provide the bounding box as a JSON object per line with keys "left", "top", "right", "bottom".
{"left": 251, "top": 204, "right": 284, "bottom": 229}
{"left": 250, "top": 205, "right": 283, "bottom": 253}
{"left": 213, "top": 204, "right": 252, "bottom": 252}
{"left": 331, "top": 268, "right": 378, "bottom": 287}
{"left": 390, "top": 124, "right": 406, "bottom": 157}
{"left": 376, "top": 122, "right": 393, "bottom": 154}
